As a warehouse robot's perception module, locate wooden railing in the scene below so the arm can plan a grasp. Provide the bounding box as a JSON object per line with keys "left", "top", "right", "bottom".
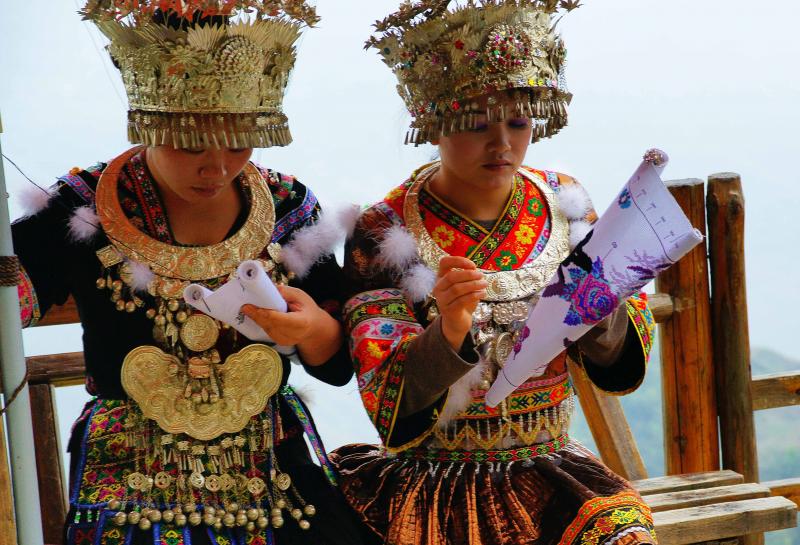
{"left": 1, "top": 173, "right": 798, "bottom": 545}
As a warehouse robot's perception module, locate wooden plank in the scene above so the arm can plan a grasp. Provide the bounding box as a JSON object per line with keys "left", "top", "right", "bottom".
{"left": 652, "top": 496, "right": 797, "bottom": 545}
{"left": 0, "top": 414, "right": 19, "bottom": 545}
{"left": 568, "top": 361, "right": 648, "bottom": 481}
{"left": 632, "top": 470, "right": 743, "bottom": 496}
{"left": 765, "top": 478, "right": 800, "bottom": 506}
{"left": 27, "top": 352, "right": 86, "bottom": 386}
{"left": 707, "top": 174, "right": 759, "bottom": 490}
{"left": 649, "top": 293, "right": 674, "bottom": 324}
{"left": 33, "top": 297, "right": 79, "bottom": 327}
{"left": 644, "top": 483, "right": 769, "bottom": 513}
{"left": 29, "top": 384, "right": 67, "bottom": 544}
{"left": 656, "top": 180, "right": 720, "bottom": 475}
{"left": 752, "top": 371, "right": 800, "bottom": 411}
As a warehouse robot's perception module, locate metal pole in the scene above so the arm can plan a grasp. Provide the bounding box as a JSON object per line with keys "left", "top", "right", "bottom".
{"left": 0, "top": 112, "right": 45, "bottom": 544}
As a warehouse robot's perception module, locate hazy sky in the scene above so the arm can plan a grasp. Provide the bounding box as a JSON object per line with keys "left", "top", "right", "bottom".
{"left": 2, "top": 0, "right": 799, "bottom": 472}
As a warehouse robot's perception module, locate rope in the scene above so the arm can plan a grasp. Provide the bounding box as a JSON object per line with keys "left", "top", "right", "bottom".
{"left": 0, "top": 369, "right": 29, "bottom": 416}
{"left": 0, "top": 255, "right": 20, "bottom": 287}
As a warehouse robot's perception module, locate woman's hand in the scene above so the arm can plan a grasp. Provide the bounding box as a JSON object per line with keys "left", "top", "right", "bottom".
{"left": 433, "top": 256, "right": 487, "bottom": 351}
{"left": 241, "top": 285, "right": 343, "bottom": 365}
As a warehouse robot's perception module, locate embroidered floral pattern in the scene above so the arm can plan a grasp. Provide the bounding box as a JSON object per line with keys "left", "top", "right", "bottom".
{"left": 345, "top": 289, "right": 424, "bottom": 444}
{"left": 495, "top": 250, "right": 519, "bottom": 270}
{"left": 558, "top": 492, "right": 657, "bottom": 545}
{"left": 17, "top": 265, "right": 41, "bottom": 327}
{"left": 386, "top": 169, "right": 552, "bottom": 271}
{"left": 431, "top": 225, "right": 456, "bottom": 248}
{"left": 462, "top": 370, "right": 572, "bottom": 418}
{"left": 515, "top": 224, "right": 537, "bottom": 244}
{"left": 549, "top": 258, "right": 619, "bottom": 326}
{"left": 527, "top": 196, "right": 545, "bottom": 216}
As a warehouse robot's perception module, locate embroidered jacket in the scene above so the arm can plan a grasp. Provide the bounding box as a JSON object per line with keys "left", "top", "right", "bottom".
{"left": 13, "top": 150, "right": 351, "bottom": 396}
{"left": 342, "top": 166, "right": 655, "bottom": 452}
{"left": 10, "top": 148, "right": 373, "bottom": 545}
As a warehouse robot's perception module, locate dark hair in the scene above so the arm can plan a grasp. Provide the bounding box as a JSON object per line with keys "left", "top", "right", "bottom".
{"left": 151, "top": 9, "right": 229, "bottom": 30}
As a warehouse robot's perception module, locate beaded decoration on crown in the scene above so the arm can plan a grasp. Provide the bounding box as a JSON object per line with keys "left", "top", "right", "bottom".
{"left": 367, "top": 0, "right": 582, "bottom": 145}
{"left": 81, "top": 1, "right": 319, "bottom": 149}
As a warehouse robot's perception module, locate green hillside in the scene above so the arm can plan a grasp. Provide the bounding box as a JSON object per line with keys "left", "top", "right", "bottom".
{"left": 569, "top": 344, "right": 800, "bottom": 544}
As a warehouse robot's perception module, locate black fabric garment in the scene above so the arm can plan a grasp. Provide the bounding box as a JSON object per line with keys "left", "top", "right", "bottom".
{"left": 12, "top": 153, "right": 378, "bottom": 545}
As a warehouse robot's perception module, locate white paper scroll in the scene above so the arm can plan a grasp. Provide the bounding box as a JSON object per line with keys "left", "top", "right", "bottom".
{"left": 183, "top": 260, "right": 289, "bottom": 347}
{"left": 485, "top": 150, "right": 704, "bottom": 408}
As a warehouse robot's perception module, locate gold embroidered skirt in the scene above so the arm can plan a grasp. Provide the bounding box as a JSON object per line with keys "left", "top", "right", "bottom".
{"left": 331, "top": 439, "right": 658, "bottom": 545}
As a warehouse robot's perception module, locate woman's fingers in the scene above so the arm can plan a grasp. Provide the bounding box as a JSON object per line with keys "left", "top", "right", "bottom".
{"left": 437, "top": 256, "right": 477, "bottom": 278}
{"left": 435, "top": 278, "right": 487, "bottom": 308}
{"left": 445, "top": 288, "right": 486, "bottom": 310}
{"left": 437, "top": 267, "right": 484, "bottom": 289}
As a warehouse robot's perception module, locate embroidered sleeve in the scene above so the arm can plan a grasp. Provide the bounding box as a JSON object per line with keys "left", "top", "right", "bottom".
{"left": 344, "top": 288, "right": 431, "bottom": 449}
{"left": 17, "top": 264, "right": 41, "bottom": 327}
{"left": 576, "top": 292, "right": 655, "bottom": 395}
{"left": 268, "top": 172, "right": 320, "bottom": 245}
{"left": 272, "top": 175, "right": 354, "bottom": 385}
{"left": 11, "top": 177, "right": 88, "bottom": 322}
{"left": 343, "top": 208, "right": 479, "bottom": 449}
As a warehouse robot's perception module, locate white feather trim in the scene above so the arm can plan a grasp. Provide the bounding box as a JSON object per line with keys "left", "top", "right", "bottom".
{"left": 375, "top": 225, "right": 419, "bottom": 272}
{"left": 16, "top": 185, "right": 55, "bottom": 217}
{"left": 558, "top": 182, "right": 593, "bottom": 221}
{"left": 438, "top": 359, "right": 488, "bottom": 426}
{"left": 569, "top": 220, "right": 594, "bottom": 251}
{"left": 68, "top": 206, "right": 100, "bottom": 242}
{"left": 336, "top": 203, "right": 362, "bottom": 239}
{"left": 400, "top": 263, "right": 436, "bottom": 303}
{"left": 127, "top": 260, "right": 155, "bottom": 293}
{"left": 282, "top": 206, "right": 354, "bottom": 279}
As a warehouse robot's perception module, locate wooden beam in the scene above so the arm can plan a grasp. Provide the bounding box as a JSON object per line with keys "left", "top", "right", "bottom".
{"left": 27, "top": 352, "right": 86, "bottom": 386}
{"left": 0, "top": 415, "right": 19, "bottom": 545}
{"left": 29, "top": 384, "right": 67, "bottom": 544}
{"left": 648, "top": 293, "right": 674, "bottom": 324}
{"left": 651, "top": 496, "right": 797, "bottom": 545}
{"left": 644, "top": 483, "right": 769, "bottom": 513}
{"left": 568, "top": 361, "right": 648, "bottom": 481}
{"left": 764, "top": 478, "right": 800, "bottom": 507}
{"left": 632, "top": 470, "right": 743, "bottom": 496}
{"left": 707, "top": 173, "right": 759, "bottom": 489}
{"left": 33, "top": 297, "right": 79, "bottom": 327}
{"left": 752, "top": 371, "right": 800, "bottom": 411}
{"left": 656, "top": 179, "right": 720, "bottom": 475}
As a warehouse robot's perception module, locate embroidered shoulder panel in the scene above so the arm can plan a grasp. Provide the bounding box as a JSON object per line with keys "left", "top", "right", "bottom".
{"left": 380, "top": 167, "right": 556, "bottom": 272}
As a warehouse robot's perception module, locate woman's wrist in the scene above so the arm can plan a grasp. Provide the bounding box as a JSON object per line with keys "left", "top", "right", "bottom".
{"left": 296, "top": 308, "right": 343, "bottom": 366}
{"left": 440, "top": 317, "right": 470, "bottom": 352}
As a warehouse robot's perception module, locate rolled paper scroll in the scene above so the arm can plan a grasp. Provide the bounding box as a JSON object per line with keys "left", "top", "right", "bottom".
{"left": 183, "top": 260, "right": 289, "bottom": 348}
{"left": 485, "top": 150, "right": 704, "bottom": 407}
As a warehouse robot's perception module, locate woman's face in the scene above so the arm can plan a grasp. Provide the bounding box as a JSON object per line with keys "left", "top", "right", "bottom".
{"left": 146, "top": 146, "right": 253, "bottom": 204}
{"left": 436, "top": 105, "right": 532, "bottom": 192}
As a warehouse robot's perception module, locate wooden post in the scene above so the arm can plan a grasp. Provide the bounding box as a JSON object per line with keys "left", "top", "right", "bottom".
{"left": 0, "top": 417, "right": 19, "bottom": 545}
{"left": 0, "top": 111, "right": 45, "bottom": 545}
{"left": 706, "top": 173, "right": 758, "bottom": 482}
{"left": 568, "top": 361, "right": 648, "bottom": 481}
{"left": 655, "top": 180, "right": 720, "bottom": 474}
{"left": 29, "top": 384, "right": 68, "bottom": 544}
{"left": 707, "top": 173, "right": 762, "bottom": 545}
